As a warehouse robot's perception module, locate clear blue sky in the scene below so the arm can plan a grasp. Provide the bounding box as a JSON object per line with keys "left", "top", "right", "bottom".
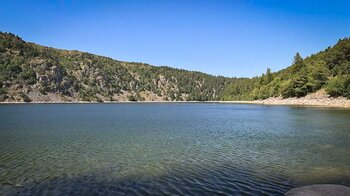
{"left": 1, "top": 0, "right": 350, "bottom": 77}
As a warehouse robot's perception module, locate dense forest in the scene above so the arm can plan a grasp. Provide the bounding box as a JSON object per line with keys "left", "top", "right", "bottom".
{"left": 222, "top": 38, "right": 350, "bottom": 100}
{"left": 0, "top": 32, "right": 349, "bottom": 102}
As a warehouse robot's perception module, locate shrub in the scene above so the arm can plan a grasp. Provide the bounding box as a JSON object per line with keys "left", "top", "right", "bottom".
{"left": 0, "top": 45, "right": 6, "bottom": 53}
{"left": 19, "top": 92, "right": 31, "bottom": 102}
{"left": 20, "top": 68, "right": 36, "bottom": 84}
{"left": 325, "top": 76, "right": 350, "bottom": 98}
{"left": 128, "top": 95, "right": 137, "bottom": 101}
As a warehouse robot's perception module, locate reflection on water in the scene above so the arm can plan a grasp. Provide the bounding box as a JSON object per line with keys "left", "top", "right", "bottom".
{"left": 0, "top": 103, "right": 349, "bottom": 195}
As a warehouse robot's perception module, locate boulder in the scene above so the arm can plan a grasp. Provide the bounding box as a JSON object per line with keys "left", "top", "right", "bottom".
{"left": 286, "top": 184, "right": 350, "bottom": 196}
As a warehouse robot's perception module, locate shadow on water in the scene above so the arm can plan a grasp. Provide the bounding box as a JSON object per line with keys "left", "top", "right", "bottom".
{"left": 1, "top": 104, "right": 350, "bottom": 195}
{"left": 1, "top": 162, "right": 349, "bottom": 196}
{"left": 0, "top": 165, "right": 293, "bottom": 195}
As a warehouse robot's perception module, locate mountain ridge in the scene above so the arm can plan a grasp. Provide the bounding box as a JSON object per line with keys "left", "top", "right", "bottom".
{"left": 0, "top": 32, "right": 239, "bottom": 102}
{"left": 0, "top": 32, "right": 349, "bottom": 103}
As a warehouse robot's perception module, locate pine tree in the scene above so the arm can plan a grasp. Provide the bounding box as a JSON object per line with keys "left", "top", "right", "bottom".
{"left": 292, "top": 52, "right": 304, "bottom": 72}
{"left": 265, "top": 68, "right": 273, "bottom": 84}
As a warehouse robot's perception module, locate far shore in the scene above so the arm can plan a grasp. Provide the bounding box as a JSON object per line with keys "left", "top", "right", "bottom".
{"left": 1, "top": 89, "right": 350, "bottom": 108}
{"left": 1, "top": 97, "right": 350, "bottom": 108}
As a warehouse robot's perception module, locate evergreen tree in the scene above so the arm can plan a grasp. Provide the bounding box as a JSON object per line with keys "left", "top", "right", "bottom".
{"left": 292, "top": 52, "right": 304, "bottom": 72}
{"left": 265, "top": 68, "right": 273, "bottom": 84}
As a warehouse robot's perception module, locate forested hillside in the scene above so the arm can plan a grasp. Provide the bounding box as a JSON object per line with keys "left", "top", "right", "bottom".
{"left": 222, "top": 38, "right": 350, "bottom": 100}
{"left": 0, "top": 32, "right": 349, "bottom": 102}
{"left": 0, "top": 32, "right": 238, "bottom": 102}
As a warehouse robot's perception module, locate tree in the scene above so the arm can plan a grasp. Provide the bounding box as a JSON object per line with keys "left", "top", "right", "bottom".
{"left": 292, "top": 52, "right": 304, "bottom": 72}
{"left": 265, "top": 68, "right": 273, "bottom": 84}
{"left": 326, "top": 76, "right": 350, "bottom": 98}
{"left": 308, "top": 61, "right": 328, "bottom": 91}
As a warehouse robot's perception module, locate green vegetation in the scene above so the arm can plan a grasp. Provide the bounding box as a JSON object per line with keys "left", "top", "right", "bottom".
{"left": 325, "top": 75, "right": 350, "bottom": 97}
{"left": 0, "top": 32, "right": 238, "bottom": 102}
{"left": 0, "top": 32, "right": 349, "bottom": 102}
{"left": 222, "top": 38, "right": 350, "bottom": 100}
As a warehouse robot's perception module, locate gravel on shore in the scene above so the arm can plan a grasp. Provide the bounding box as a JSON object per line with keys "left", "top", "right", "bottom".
{"left": 249, "top": 90, "right": 350, "bottom": 108}
{"left": 1, "top": 90, "right": 349, "bottom": 108}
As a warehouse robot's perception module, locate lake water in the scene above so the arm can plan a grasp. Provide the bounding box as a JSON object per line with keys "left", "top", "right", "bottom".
{"left": 0, "top": 103, "right": 349, "bottom": 195}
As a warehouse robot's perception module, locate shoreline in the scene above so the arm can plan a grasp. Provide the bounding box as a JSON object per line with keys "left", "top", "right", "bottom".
{"left": 1, "top": 90, "right": 349, "bottom": 108}
{"left": 1, "top": 98, "right": 350, "bottom": 108}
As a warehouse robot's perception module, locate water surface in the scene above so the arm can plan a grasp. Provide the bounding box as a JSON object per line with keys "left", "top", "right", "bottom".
{"left": 0, "top": 103, "right": 349, "bottom": 195}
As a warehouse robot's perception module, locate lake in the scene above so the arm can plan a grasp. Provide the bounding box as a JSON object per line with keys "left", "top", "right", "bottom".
{"left": 0, "top": 103, "right": 349, "bottom": 195}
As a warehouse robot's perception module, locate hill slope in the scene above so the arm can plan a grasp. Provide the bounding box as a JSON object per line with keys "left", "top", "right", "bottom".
{"left": 0, "top": 32, "right": 349, "bottom": 103}
{"left": 0, "top": 32, "right": 238, "bottom": 102}
{"left": 222, "top": 38, "right": 350, "bottom": 100}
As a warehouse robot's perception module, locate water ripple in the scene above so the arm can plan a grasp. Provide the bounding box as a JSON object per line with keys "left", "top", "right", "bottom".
{"left": 0, "top": 104, "right": 350, "bottom": 195}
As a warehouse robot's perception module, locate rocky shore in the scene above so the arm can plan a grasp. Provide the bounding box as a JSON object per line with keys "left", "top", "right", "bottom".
{"left": 250, "top": 90, "right": 350, "bottom": 108}
{"left": 1, "top": 90, "right": 350, "bottom": 108}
